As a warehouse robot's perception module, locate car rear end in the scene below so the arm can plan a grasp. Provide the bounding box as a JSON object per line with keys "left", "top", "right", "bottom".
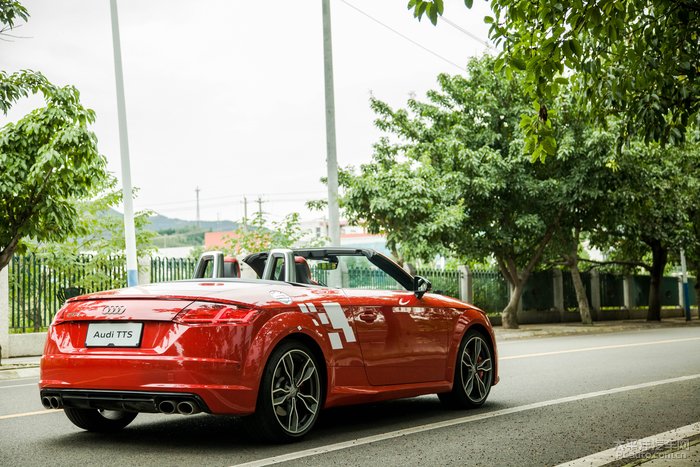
{"left": 40, "top": 288, "right": 263, "bottom": 417}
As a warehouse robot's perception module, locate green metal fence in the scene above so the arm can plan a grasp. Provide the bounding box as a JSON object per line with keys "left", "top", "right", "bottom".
{"left": 8, "top": 253, "right": 699, "bottom": 333}
{"left": 150, "top": 257, "right": 198, "bottom": 283}
{"left": 599, "top": 273, "right": 624, "bottom": 308}
{"left": 472, "top": 270, "right": 508, "bottom": 314}
{"left": 9, "top": 254, "right": 126, "bottom": 333}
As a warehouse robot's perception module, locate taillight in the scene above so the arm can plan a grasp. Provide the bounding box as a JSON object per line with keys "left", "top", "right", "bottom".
{"left": 174, "top": 301, "right": 257, "bottom": 325}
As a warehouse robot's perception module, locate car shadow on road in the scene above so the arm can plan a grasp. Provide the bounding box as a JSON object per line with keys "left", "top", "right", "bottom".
{"left": 38, "top": 395, "right": 509, "bottom": 454}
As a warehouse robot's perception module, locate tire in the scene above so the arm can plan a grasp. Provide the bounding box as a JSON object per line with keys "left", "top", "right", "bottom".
{"left": 247, "top": 341, "right": 323, "bottom": 443}
{"left": 439, "top": 329, "right": 494, "bottom": 409}
{"left": 64, "top": 408, "right": 138, "bottom": 432}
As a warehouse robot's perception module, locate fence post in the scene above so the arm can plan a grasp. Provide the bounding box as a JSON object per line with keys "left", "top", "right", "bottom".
{"left": 0, "top": 265, "right": 9, "bottom": 362}
{"left": 552, "top": 269, "right": 564, "bottom": 319}
{"left": 623, "top": 275, "right": 634, "bottom": 311}
{"left": 458, "top": 266, "right": 473, "bottom": 303}
{"left": 589, "top": 269, "right": 601, "bottom": 319}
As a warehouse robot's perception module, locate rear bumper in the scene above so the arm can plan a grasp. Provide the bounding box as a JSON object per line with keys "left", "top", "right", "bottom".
{"left": 40, "top": 354, "right": 258, "bottom": 415}
{"left": 39, "top": 389, "right": 209, "bottom": 414}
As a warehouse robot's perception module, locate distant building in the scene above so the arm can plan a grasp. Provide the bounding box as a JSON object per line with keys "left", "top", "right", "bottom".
{"left": 204, "top": 231, "right": 239, "bottom": 250}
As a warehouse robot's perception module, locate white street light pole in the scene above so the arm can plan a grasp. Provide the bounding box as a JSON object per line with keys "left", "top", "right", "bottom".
{"left": 322, "top": 0, "right": 341, "bottom": 247}
{"left": 109, "top": 0, "right": 138, "bottom": 287}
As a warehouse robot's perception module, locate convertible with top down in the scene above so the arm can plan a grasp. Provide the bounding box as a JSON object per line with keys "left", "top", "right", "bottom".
{"left": 39, "top": 248, "right": 498, "bottom": 441}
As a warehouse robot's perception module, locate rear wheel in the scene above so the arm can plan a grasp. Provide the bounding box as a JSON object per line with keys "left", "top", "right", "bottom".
{"left": 439, "top": 329, "right": 494, "bottom": 409}
{"left": 248, "top": 341, "right": 323, "bottom": 442}
{"left": 64, "top": 408, "right": 138, "bottom": 432}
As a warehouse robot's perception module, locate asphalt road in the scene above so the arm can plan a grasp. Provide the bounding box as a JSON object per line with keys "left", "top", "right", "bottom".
{"left": 1, "top": 326, "right": 699, "bottom": 466}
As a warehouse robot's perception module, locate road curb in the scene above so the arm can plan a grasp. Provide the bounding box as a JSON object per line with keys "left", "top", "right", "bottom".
{"left": 0, "top": 366, "right": 40, "bottom": 380}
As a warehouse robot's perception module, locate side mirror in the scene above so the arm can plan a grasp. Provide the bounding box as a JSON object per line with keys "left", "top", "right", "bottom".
{"left": 413, "top": 275, "right": 432, "bottom": 299}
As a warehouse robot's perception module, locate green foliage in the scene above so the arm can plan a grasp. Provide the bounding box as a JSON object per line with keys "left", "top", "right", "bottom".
{"left": 341, "top": 57, "right": 562, "bottom": 284}
{"left": 0, "top": 70, "right": 108, "bottom": 271}
{"left": 408, "top": 0, "right": 700, "bottom": 161}
{"left": 0, "top": 0, "right": 28, "bottom": 38}
{"left": 221, "top": 211, "right": 326, "bottom": 256}
{"left": 154, "top": 225, "right": 206, "bottom": 248}
{"left": 22, "top": 176, "right": 157, "bottom": 291}
{"left": 591, "top": 141, "right": 700, "bottom": 267}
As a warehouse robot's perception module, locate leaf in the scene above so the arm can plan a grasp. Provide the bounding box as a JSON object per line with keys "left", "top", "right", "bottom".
{"left": 511, "top": 57, "right": 527, "bottom": 70}
{"left": 464, "top": 0, "right": 473, "bottom": 8}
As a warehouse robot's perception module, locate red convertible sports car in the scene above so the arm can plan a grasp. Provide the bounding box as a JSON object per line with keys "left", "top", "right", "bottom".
{"left": 40, "top": 248, "right": 498, "bottom": 442}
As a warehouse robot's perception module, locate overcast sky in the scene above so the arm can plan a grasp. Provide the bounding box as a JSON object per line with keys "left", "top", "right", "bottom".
{"left": 2, "top": 0, "right": 491, "bottom": 224}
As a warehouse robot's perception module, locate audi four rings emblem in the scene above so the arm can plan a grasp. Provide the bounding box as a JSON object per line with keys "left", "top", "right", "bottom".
{"left": 102, "top": 305, "right": 126, "bottom": 315}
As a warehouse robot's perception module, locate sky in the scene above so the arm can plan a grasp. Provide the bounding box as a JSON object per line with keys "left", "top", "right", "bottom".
{"left": 2, "top": 0, "right": 491, "bottom": 225}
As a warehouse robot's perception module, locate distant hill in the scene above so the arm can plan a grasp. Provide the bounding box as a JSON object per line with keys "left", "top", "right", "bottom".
{"left": 107, "top": 209, "right": 238, "bottom": 233}
{"left": 105, "top": 209, "right": 239, "bottom": 248}
{"left": 146, "top": 213, "right": 238, "bottom": 233}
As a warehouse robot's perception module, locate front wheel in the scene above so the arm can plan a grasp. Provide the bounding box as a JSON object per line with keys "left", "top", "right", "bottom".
{"left": 439, "top": 329, "right": 494, "bottom": 409}
{"left": 247, "top": 341, "right": 323, "bottom": 443}
{"left": 64, "top": 408, "right": 137, "bottom": 432}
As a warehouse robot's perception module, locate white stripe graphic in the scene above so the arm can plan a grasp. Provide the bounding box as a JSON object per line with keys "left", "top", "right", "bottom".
{"left": 328, "top": 333, "right": 343, "bottom": 350}
{"left": 323, "top": 302, "right": 356, "bottom": 343}
{"left": 298, "top": 303, "right": 309, "bottom": 313}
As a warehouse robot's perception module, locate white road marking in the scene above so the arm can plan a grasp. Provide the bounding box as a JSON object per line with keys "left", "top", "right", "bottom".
{"left": 500, "top": 336, "right": 700, "bottom": 360}
{"left": 0, "top": 410, "right": 60, "bottom": 421}
{"left": 0, "top": 383, "right": 37, "bottom": 390}
{"left": 557, "top": 421, "right": 700, "bottom": 466}
{"left": 231, "top": 373, "right": 700, "bottom": 467}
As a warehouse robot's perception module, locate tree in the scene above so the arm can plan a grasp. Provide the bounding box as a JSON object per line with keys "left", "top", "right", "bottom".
{"left": 0, "top": 71, "right": 108, "bottom": 271}
{"left": 341, "top": 57, "right": 566, "bottom": 328}
{"left": 24, "top": 177, "right": 156, "bottom": 291}
{"left": 1, "top": 2, "right": 108, "bottom": 272}
{"left": 221, "top": 211, "right": 325, "bottom": 256}
{"left": 588, "top": 141, "right": 700, "bottom": 320}
{"left": 408, "top": 0, "right": 700, "bottom": 161}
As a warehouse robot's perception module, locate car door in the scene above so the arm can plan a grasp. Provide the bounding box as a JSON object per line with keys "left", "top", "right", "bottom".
{"left": 345, "top": 289, "right": 455, "bottom": 386}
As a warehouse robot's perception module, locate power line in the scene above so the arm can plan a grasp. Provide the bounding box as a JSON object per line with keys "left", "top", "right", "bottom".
{"left": 441, "top": 16, "right": 493, "bottom": 49}
{"left": 339, "top": 0, "right": 467, "bottom": 73}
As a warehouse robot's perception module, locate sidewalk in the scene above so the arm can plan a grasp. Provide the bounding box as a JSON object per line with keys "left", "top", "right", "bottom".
{"left": 494, "top": 316, "right": 700, "bottom": 342}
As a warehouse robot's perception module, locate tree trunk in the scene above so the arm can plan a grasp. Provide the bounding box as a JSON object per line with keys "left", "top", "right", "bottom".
{"left": 565, "top": 229, "right": 593, "bottom": 325}
{"left": 501, "top": 282, "right": 523, "bottom": 329}
{"left": 570, "top": 261, "right": 593, "bottom": 325}
{"left": 0, "top": 234, "right": 22, "bottom": 272}
{"left": 647, "top": 239, "right": 668, "bottom": 321}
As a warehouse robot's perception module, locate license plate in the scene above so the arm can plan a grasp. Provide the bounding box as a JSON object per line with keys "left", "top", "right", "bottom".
{"left": 85, "top": 322, "right": 143, "bottom": 348}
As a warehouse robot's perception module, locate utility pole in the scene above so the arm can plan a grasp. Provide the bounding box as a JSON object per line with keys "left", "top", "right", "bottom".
{"left": 195, "top": 186, "right": 200, "bottom": 228}
{"left": 242, "top": 196, "right": 248, "bottom": 231}
{"left": 256, "top": 196, "right": 264, "bottom": 216}
{"left": 322, "top": 0, "right": 341, "bottom": 247}
{"left": 109, "top": 0, "right": 138, "bottom": 287}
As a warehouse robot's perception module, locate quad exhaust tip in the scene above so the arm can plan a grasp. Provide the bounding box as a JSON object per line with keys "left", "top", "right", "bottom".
{"left": 176, "top": 401, "right": 199, "bottom": 415}
{"left": 42, "top": 396, "right": 62, "bottom": 409}
{"left": 158, "top": 400, "right": 176, "bottom": 414}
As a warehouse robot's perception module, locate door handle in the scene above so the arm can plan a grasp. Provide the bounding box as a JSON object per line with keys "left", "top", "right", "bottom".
{"left": 359, "top": 312, "right": 377, "bottom": 323}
